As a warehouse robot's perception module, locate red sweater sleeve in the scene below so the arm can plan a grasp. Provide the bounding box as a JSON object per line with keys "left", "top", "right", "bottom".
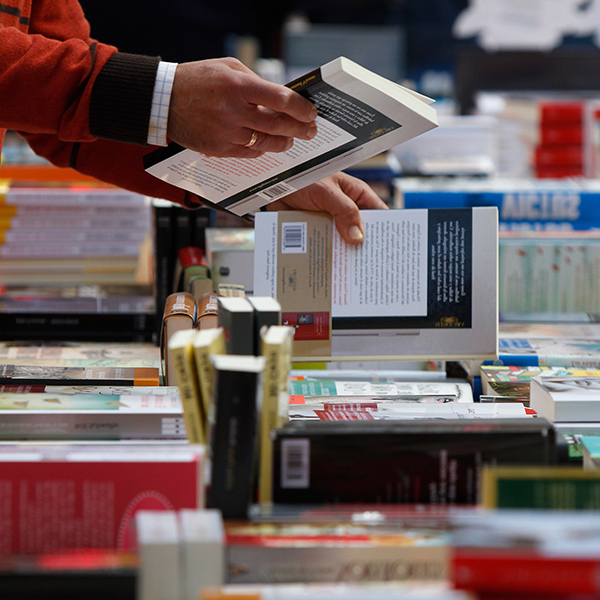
{"left": 0, "top": 0, "right": 200, "bottom": 207}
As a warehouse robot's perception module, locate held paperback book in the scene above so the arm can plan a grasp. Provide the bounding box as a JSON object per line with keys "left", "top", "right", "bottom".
{"left": 143, "top": 57, "right": 438, "bottom": 217}
{"left": 254, "top": 207, "right": 498, "bottom": 361}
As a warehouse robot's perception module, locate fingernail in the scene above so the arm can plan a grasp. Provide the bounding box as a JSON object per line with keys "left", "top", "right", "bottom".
{"left": 307, "top": 123, "right": 317, "bottom": 139}
{"left": 309, "top": 106, "right": 318, "bottom": 120}
{"left": 348, "top": 226, "right": 363, "bottom": 241}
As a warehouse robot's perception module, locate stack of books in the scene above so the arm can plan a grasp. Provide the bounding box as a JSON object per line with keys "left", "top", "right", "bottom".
{"left": 0, "top": 185, "right": 158, "bottom": 342}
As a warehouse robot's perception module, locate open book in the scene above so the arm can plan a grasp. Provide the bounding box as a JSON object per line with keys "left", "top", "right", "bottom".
{"left": 143, "top": 57, "right": 438, "bottom": 216}
{"left": 254, "top": 207, "right": 499, "bottom": 361}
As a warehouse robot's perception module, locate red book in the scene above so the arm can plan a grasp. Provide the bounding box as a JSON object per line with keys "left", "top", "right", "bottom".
{"left": 452, "top": 548, "right": 600, "bottom": 594}
{"left": 539, "top": 124, "right": 583, "bottom": 146}
{"left": 539, "top": 101, "right": 583, "bottom": 124}
{"left": 535, "top": 165, "right": 585, "bottom": 179}
{"left": 0, "top": 444, "right": 204, "bottom": 554}
{"left": 534, "top": 145, "right": 583, "bottom": 167}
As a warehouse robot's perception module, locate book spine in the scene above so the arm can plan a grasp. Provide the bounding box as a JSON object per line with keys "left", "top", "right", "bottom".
{"left": 227, "top": 540, "right": 450, "bottom": 584}
{"left": 0, "top": 313, "right": 155, "bottom": 342}
{"left": 169, "top": 338, "right": 206, "bottom": 445}
{"left": 4, "top": 190, "right": 149, "bottom": 208}
{"left": 452, "top": 550, "right": 600, "bottom": 594}
{"left": 153, "top": 200, "right": 176, "bottom": 344}
{"left": 403, "top": 189, "right": 600, "bottom": 231}
{"left": 0, "top": 242, "right": 143, "bottom": 258}
{"left": 0, "top": 412, "right": 186, "bottom": 441}
{"left": 207, "top": 364, "right": 262, "bottom": 519}
{"left": 0, "top": 228, "right": 148, "bottom": 243}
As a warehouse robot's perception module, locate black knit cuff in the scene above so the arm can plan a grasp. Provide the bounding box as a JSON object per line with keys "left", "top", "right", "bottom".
{"left": 90, "top": 52, "right": 161, "bottom": 146}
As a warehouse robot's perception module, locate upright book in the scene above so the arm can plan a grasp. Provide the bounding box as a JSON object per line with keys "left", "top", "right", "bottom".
{"left": 143, "top": 56, "right": 438, "bottom": 217}
{"left": 254, "top": 207, "right": 498, "bottom": 361}
{"left": 206, "top": 354, "right": 265, "bottom": 519}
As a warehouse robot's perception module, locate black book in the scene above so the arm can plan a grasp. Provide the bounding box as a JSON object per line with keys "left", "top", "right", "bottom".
{"left": 0, "top": 312, "right": 155, "bottom": 343}
{"left": 206, "top": 354, "right": 265, "bottom": 519}
{"left": 152, "top": 198, "right": 176, "bottom": 344}
{"left": 272, "top": 418, "right": 561, "bottom": 505}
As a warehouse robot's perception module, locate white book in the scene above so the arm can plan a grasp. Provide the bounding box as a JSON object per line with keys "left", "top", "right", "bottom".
{"left": 179, "top": 509, "right": 225, "bottom": 600}
{"left": 254, "top": 207, "right": 498, "bottom": 361}
{"left": 135, "top": 510, "right": 181, "bottom": 600}
{"left": 530, "top": 376, "right": 600, "bottom": 422}
{"left": 144, "top": 56, "right": 438, "bottom": 217}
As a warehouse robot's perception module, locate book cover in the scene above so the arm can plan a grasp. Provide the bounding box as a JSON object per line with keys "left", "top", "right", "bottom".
{"left": 144, "top": 56, "right": 437, "bottom": 217}
{"left": 0, "top": 391, "right": 185, "bottom": 440}
{"left": 206, "top": 354, "right": 265, "bottom": 519}
{"left": 494, "top": 336, "right": 600, "bottom": 368}
{"left": 399, "top": 177, "right": 600, "bottom": 231}
{"left": 225, "top": 521, "right": 450, "bottom": 584}
{"left": 288, "top": 402, "right": 531, "bottom": 422}
{"left": 0, "top": 443, "right": 204, "bottom": 554}
{"left": 0, "top": 365, "right": 160, "bottom": 386}
{"left": 254, "top": 207, "right": 498, "bottom": 361}
{"left": 205, "top": 228, "right": 255, "bottom": 294}
{"left": 452, "top": 549, "right": 600, "bottom": 595}
{"left": 480, "top": 464, "right": 600, "bottom": 509}
{"left": 480, "top": 365, "right": 600, "bottom": 398}
{"left": 272, "top": 418, "right": 559, "bottom": 505}
{"left": 288, "top": 380, "right": 474, "bottom": 404}
{"left": 529, "top": 376, "right": 600, "bottom": 422}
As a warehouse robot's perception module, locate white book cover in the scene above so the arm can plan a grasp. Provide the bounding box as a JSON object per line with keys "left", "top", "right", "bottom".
{"left": 254, "top": 207, "right": 498, "bottom": 361}
{"left": 144, "top": 56, "right": 438, "bottom": 216}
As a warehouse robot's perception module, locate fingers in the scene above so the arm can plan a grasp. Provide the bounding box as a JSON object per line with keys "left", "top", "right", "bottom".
{"left": 168, "top": 58, "right": 319, "bottom": 158}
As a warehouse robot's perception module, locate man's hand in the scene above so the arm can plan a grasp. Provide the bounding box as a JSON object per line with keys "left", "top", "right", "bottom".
{"left": 263, "top": 172, "right": 389, "bottom": 244}
{"left": 168, "top": 58, "right": 318, "bottom": 158}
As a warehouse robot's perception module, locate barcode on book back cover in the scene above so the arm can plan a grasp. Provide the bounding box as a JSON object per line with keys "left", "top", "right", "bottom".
{"left": 281, "top": 438, "right": 310, "bottom": 488}
{"left": 281, "top": 222, "right": 307, "bottom": 254}
{"left": 258, "top": 182, "right": 296, "bottom": 202}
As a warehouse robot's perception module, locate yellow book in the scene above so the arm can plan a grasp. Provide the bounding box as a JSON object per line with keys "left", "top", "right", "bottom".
{"left": 192, "top": 326, "right": 226, "bottom": 437}
{"left": 257, "top": 325, "right": 294, "bottom": 505}
{"left": 167, "top": 328, "right": 205, "bottom": 445}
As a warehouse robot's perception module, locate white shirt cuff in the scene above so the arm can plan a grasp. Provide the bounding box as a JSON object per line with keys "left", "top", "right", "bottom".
{"left": 147, "top": 61, "right": 178, "bottom": 147}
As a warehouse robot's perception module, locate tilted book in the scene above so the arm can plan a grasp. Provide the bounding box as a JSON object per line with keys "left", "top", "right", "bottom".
{"left": 254, "top": 207, "right": 498, "bottom": 361}
{"left": 143, "top": 56, "right": 438, "bottom": 216}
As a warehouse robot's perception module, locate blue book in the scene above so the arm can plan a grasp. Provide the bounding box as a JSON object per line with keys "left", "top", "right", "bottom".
{"left": 483, "top": 337, "right": 600, "bottom": 368}
{"left": 401, "top": 182, "right": 600, "bottom": 231}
